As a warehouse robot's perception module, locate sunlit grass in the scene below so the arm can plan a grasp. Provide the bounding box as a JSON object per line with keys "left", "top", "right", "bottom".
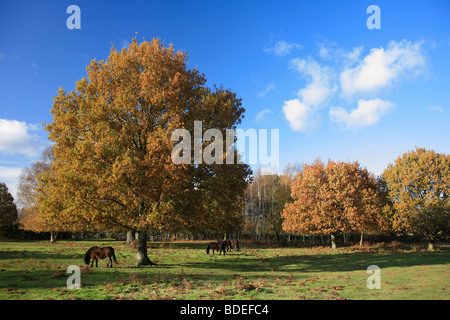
{"left": 0, "top": 240, "right": 448, "bottom": 300}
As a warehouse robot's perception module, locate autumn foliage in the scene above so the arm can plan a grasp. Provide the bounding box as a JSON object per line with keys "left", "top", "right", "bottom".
{"left": 41, "top": 38, "right": 250, "bottom": 264}
{"left": 282, "top": 160, "right": 388, "bottom": 249}
{"left": 382, "top": 147, "right": 450, "bottom": 250}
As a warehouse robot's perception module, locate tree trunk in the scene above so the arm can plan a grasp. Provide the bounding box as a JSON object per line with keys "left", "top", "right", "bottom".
{"left": 50, "top": 230, "right": 57, "bottom": 243}
{"left": 427, "top": 240, "right": 435, "bottom": 251}
{"left": 273, "top": 226, "right": 280, "bottom": 241}
{"left": 330, "top": 234, "right": 337, "bottom": 251}
{"left": 134, "top": 232, "right": 155, "bottom": 266}
{"left": 360, "top": 232, "right": 364, "bottom": 246}
{"left": 126, "top": 230, "right": 135, "bottom": 245}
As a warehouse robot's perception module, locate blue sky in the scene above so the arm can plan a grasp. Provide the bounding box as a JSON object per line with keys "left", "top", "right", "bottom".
{"left": 1, "top": 0, "right": 450, "bottom": 199}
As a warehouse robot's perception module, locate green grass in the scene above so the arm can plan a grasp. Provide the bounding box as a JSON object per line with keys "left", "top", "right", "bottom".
{"left": 0, "top": 240, "right": 448, "bottom": 300}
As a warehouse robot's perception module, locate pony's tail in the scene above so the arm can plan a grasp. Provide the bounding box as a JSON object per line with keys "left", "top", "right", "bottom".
{"left": 206, "top": 246, "right": 210, "bottom": 255}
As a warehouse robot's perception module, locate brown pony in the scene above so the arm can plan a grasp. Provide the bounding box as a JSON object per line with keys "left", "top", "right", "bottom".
{"left": 223, "top": 240, "right": 232, "bottom": 252}
{"left": 84, "top": 246, "right": 118, "bottom": 268}
{"left": 206, "top": 241, "right": 226, "bottom": 255}
{"left": 230, "top": 240, "right": 240, "bottom": 251}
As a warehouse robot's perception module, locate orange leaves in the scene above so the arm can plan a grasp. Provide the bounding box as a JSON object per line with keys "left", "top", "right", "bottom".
{"left": 282, "top": 160, "right": 384, "bottom": 236}
{"left": 43, "top": 37, "right": 249, "bottom": 236}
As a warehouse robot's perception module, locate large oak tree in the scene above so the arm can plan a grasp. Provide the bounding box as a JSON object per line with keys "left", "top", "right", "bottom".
{"left": 282, "top": 160, "right": 388, "bottom": 250}
{"left": 382, "top": 147, "right": 450, "bottom": 250}
{"left": 42, "top": 38, "right": 250, "bottom": 265}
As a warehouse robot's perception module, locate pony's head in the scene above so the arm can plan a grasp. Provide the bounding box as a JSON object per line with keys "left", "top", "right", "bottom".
{"left": 84, "top": 250, "right": 91, "bottom": 265}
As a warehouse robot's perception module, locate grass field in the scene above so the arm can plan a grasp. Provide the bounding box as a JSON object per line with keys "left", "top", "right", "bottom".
{"left": 0, "top": 240, "right": 448, "bottom": 300}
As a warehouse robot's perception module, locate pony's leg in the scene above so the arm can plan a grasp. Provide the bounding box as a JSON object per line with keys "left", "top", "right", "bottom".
{"left": 95, "top": 258, "right": 98, "bottom": 267}
{"left": 108, "top": 256, "right": 112, "bottom": 268}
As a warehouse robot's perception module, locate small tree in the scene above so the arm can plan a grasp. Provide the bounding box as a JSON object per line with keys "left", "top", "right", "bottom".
{"left": 243, "top": 164, "right": 301, "bottom": 241}
{"left": 382, "top": 147, "right": 450, "bottom": 251}
{"left": 17, "top": 147, "right": 62, "bottom": 242}
{"left": 282, "top": 160, "right": 387, "bottom": 250}
{"left": 0, "top": 182, "right": 19, "bottom": 238}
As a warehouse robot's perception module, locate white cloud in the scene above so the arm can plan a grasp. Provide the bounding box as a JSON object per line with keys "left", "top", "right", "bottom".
{"left": 297, "top": 82, "right": 332, "bottom": 107}
{"left": 282, "top": 58, "right": 334, "bottom": 132}
{"left": 30, "top": 62, "right": 38, "bottom": 75}
{"left": 0, "top": 119, "right": 46, "bottom": 157}
{"left": 427, "top": 105, "right": 444, "bottom": 113}
{"left": 290, "top": 58, "right": 330, "bottom": 85}
{"left": 257, "top": 82, "right": 275, "bottom": 98}
{"left": 340, "top": 40, "right": 426, "bottom": 98}
{"left": 289, "top": 57, "right": 335, "bottom": 106}
{"left": 343, "top": 46, "right": 364, "bottom": 64}
{"left": 282, "top": 39, "right": 428, "bottom": 133}
{"left": 265, "top": 40, "right": 302, "bottom": 56}
{"left": 318, "top": 42, "right": 332, "bottom": 60}
{"left": 329, "top": 99, "right": 395, "bottom": 130}
{"left": 318, "top": 41, "right": 363, "bottom": 64}
{"left": 255, "top": 109, "right": 273, "bottom": 123}
{"left": 0, "top": 166, "right": 22, "bottom": 201}
{"left": 282, "top": 99, "right": 316, "bottom": 133}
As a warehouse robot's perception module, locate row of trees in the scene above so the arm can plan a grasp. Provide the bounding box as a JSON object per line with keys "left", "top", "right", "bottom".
{"left": 11, "top": 145, "right": 449, "bottom": 252}
{"left": 243, "top": 148, "right": 449, "bottom": 251}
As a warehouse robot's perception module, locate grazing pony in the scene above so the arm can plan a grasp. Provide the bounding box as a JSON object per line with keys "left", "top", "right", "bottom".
{"left": 223, "top": 240, "right": 232, "bottom": 252}
{"left": 84, "top": 246, "right": 118, "bottom": 268}
{"left": 206, "top": 241, "right": 226, "bottom": 255}
{"left": 230, "top": 240, "right": 240, "bottom": 251}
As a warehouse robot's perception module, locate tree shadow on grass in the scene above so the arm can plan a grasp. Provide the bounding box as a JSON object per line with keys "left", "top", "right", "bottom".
{"left": 150, "top": 241, "right": 209, "bottom": 250}
{"left": 0, "top": 269, "right": 73, "bottom": 290}
{"left": 1, "top": 245, "right": 448, "bottom": 292}
{"left": 0, "top": 250, "right": 76, "bottom": 261}
{"left": 184, "top": 247, "right": 450, "bottom": 274}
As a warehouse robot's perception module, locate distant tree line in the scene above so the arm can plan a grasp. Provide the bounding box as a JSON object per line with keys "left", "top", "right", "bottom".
{"left": 4, "top": 145, "right": 448, "bottom": 253}
{"left": 243, "top": 147, "right": 449, "bottom": 251}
